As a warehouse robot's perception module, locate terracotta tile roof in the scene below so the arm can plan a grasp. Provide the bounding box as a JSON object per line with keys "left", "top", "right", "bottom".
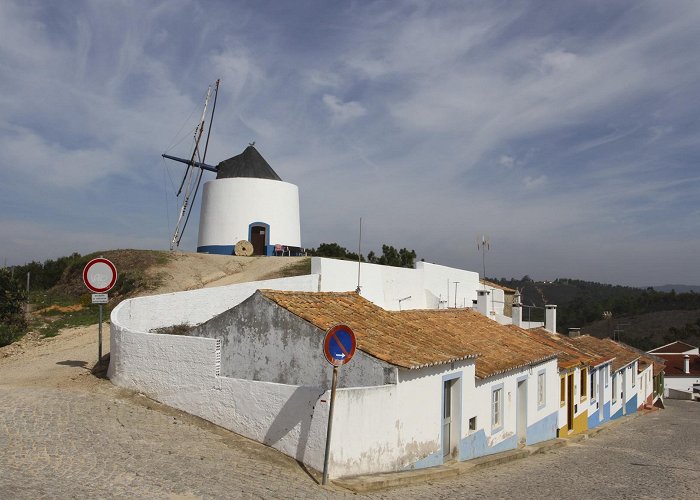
{"left": 260, "top": 290, "right": 557, "bottom": 376}
{"left": 648, "top": 340, "right": 698, "bottom": 354}
{"left": 653, "top": 354, "right": 700, "bottom": 376}
{"left": 398, "top": 311, "right": 558, "bottom": 378}
{"left": 565, "top": 336, "right": 639, "bottom": 373}
{"left": 638, "top": 356, "right": 665, "bottom": 376}
{"left": 480, "top": 279, "right": 517, "bottom": 293}
{"left": 508, "top": 327, "right": 595, "bottom": 371}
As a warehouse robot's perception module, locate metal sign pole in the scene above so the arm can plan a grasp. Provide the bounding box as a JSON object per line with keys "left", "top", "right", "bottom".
{"left": 98, "top": 304, "right": 103, "bottom": 361}
{"left": 322, "top": 365, "right": 339, "bottom": 485}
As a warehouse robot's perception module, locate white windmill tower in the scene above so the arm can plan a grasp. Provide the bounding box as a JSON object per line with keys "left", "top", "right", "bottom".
{"left": 163, "top": 82, "right": 301, "bottom": 256}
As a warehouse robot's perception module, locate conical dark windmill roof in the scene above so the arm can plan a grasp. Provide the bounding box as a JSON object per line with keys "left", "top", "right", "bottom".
{"left": 216, "top": 145, "right": 282, "bottom": 181}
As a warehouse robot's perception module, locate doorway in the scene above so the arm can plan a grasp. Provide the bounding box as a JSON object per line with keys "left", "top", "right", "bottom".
{"left": 249, "top": 225, "right": 267, "bottom": 255}
{"left": 516, "top": 380, "right": 527, "bottom": 445}
{"left": 442, "top": 378, "right": 460, "bottom": 459}
{"left": 622, "top": 369, "right": 627, "bottom": 416}
{"left": 599, "top": 369, "right": 605, "bottom": 420}
{"left": 567, "top": 373, "right": 574, "bottom": 432}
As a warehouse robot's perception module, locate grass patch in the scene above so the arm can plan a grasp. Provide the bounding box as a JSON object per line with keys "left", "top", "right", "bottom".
{"left": 261, "top": 258, "right": 312, "bottom": 280}
{"left": 36, "top": 305, "right": 107, "bottom": 338}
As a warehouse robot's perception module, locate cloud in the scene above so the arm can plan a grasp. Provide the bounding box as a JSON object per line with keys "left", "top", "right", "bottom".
{"left": 1, "top": 1, "right": 700, "bottom": 287}
{"left": 499, "top": 155, "right": 515, "bottom": 168}
{"left": 322, "top": 94, "right": 367, "bottom": 124}
{"left": 523, "top": 175, "right": 547, "bottom": 190}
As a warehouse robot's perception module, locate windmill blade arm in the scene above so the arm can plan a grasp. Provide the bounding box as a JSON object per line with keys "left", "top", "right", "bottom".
{"left": 162, "top": 154, "right": 218, "bottom": 173}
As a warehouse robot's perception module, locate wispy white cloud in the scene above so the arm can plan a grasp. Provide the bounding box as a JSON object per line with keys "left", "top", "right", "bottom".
{"left": 322, "top": 94, "right": 367, "bottom": 124}
{"left": 523, "top": 175, "right": 547, "bottom": 190}
{"left": 1, "top": 0, "right": 700, "bottom": 286}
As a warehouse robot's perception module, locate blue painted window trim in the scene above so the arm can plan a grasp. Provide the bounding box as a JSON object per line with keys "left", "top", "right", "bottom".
{"left": 491, "top": 383, "right": 504, "bottom": 433}
{"left": 537, "top": 369, "right": 546, "bottom": 410}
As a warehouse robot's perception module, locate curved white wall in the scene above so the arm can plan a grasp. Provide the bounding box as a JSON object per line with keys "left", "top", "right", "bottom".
{"left": 197, "top": 177, "right": 301, "bottom": 250}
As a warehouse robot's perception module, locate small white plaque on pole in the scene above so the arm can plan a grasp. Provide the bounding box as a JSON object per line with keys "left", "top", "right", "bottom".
{"left": 92, "top": 293, "right": 109, "bottom": 304}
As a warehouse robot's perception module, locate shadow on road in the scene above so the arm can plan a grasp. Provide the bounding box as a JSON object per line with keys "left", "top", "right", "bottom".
{"left": 56, "top": 360, "right": 89, "bottom": 369}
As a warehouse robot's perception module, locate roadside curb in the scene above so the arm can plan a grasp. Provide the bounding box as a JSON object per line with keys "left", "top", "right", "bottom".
{"left": 334, "top": 410, "right": 652, "bottom": 493}
{"left": 334, "top": 439, "right": 567, "bottom": 493}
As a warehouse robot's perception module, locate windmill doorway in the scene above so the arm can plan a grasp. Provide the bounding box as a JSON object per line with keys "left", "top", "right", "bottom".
{"left": 249, "top": 223, "right": 269, "bottom": 256}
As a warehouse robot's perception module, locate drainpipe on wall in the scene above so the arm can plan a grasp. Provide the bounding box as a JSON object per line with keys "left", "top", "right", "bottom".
{"left": 545, "top": 304, "right": 557, "bottom": 333}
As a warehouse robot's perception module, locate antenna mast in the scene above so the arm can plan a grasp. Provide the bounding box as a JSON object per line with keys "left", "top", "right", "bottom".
{"left": 356, "top": 217, "right": 362, "bottom": 293}
{"left": 477, "top": 235, "right": 490, "bottom": 289}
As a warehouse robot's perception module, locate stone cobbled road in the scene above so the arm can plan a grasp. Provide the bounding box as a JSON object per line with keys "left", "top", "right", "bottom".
{"left": 1, "top": 370, "right": 698, "bottom": 498}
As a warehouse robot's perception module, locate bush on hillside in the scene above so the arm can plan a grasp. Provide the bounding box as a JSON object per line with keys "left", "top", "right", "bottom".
{"left": 0, "top": 268, "right": 28, "bottom": 346}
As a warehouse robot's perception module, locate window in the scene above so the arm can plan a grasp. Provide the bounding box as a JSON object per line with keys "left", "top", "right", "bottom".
{"left": 469, "top": 417, "right": 477, "bottom": 431}
{"left": 591, "top": 369, "right": 598, "bottom": 402}
{"left": 631, "top": 365, "right": 636, "bottom": 387}
{"left": 580, "top": 368, "right": 588, "bottom": 399}
{"left": 537, "top": 371, "right": 546, "bottom": 408}
{"left": 492, "top": 387, "right": 503, "bottom": 430}
{"left": 560, "top": 376, "right": 566, "bottom": 407}
{"left": 612, "top": 374, "right": 618, "bottom": 403}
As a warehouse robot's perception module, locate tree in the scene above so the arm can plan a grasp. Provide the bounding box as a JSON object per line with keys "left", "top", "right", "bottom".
{"left": 376, "top": 245, "right": 416, "bottom": 268}
{"left": 399, "top": 248, "right": 417, "bottom": 268}
{"left": 0, "top": 268, "right": 28, "bottom": 346}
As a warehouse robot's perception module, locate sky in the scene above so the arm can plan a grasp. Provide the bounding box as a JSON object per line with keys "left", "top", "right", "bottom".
{"left": 1, "top": 0, "right": 699, "bottom": 287}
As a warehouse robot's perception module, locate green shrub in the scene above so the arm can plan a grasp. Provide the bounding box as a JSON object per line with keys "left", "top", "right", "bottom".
{"left": 0, "top": 268, "right": 28, "bottom": 346}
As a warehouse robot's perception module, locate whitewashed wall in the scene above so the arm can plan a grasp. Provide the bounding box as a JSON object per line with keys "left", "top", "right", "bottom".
{"left": 611, "top": 361, "right": 639, "bottom": 417}
{"left": 664, "top": 375, "right": 700, "bottom": 398}
{"left": 470, "top": 359, "right": 558, "bottom": 456}
{"left": 108, "top": 324, "right": 330, "bottom": 472}
{"left": 198, "top": 177, "right": 301, "bottom": 248}
{"left": 637, "top": 365, "right": 653, "bottom": 407}
{"left": 312, "top": 258, "right": 481, "bottom": 311}
{"left": 111, "top": 274, "right": 320, "bottom": 333}
{"left": 329, "top": 361, "right": 476, "bottom": 477}
{"left": 610, "top": 369, "right": 623, "bottom": 417}
{"left": 109, "top": 313, "right": 481, "bottom": 478}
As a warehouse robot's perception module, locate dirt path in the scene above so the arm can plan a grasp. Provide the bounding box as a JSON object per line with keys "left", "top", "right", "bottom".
{"left": 147, "top": 253, "right": 309, "bottom": 294}
{"left": 0, "top": 252, "right": 310, "bottom": 390}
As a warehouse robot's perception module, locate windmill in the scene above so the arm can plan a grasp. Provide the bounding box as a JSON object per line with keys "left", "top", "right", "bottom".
{"left": 162, "top": 79, "right": 301, "bottom": 257}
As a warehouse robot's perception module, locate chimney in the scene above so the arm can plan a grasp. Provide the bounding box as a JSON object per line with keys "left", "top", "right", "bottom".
{"left": 568, "top": 327, "right": 581, "bottom": 338}
{"left": 476, "top": 290, "right": 490, "bottom": 317}
{"left": 512, "top": 303, "right": 522, "bottom": 327}
{"left": 545, "top": 304, "right": 557, "bottom": 333}
{"left": 684, "top": 354, "right": 690, "bottom": 374}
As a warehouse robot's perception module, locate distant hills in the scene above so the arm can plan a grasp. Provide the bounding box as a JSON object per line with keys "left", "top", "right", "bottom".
{"left": 650, "top": 284, "right": 700, "bottom": 293}
{"left": 491, "top": 276, "right": 700, "bottom": 351}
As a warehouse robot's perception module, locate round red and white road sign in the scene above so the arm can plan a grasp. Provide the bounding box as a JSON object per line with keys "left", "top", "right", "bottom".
{"left": 83, "top": 258, "right": 118, "bottom": 293}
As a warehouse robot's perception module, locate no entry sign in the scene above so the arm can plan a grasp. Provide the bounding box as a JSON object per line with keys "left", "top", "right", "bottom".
{"left": 323, "top": 324, "right": 356, "bottom": 366}
{"left": 83, "top": 258, "right": 118, "bottom": 293}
